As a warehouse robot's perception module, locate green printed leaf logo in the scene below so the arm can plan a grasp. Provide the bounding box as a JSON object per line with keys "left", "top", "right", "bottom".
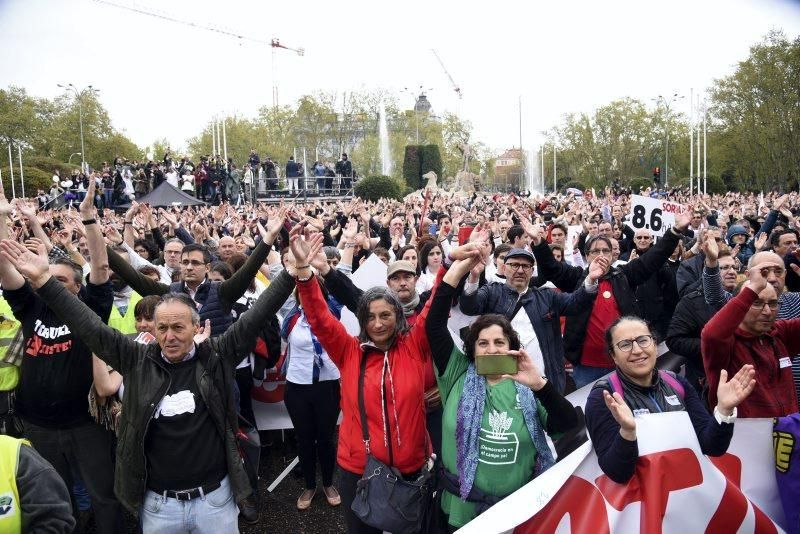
{"left": 0, "top": 494, "right": 12, "bottom": 515}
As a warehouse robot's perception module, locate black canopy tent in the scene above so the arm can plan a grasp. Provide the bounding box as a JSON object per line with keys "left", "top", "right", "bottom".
{"left": 116, "top": 182, "right": 207, "bottom": 208}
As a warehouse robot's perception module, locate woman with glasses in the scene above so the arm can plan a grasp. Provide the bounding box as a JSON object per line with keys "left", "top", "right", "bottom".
{"left": 585, "top": 316, "right": 756, "bottom": 483}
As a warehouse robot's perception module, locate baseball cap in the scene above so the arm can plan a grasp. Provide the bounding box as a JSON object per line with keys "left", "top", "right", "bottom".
{"left": 386, "top": 261, "right": 417, "bottom": 278}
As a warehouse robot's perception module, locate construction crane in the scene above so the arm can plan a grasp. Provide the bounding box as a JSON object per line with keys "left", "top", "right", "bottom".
{"left": 93, "top": 0, "right": 304, "bottom": 107}
{"left": 271, "top": 39, "right": 305, "bottom": 107}
{"left": 431, "top": 49, "right": 463, "bottom": 100}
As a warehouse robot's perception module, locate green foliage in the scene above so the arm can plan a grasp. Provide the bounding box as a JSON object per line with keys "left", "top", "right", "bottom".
{"left": 420, "top": 145, "right": 443, "bottom": 183}
{"left": 403, "top": 145, "right": 422, "bottom": 190}
{"left": 20, "top": 167, "right": 52, "bottom": 193}
{"left": 628, "top": 177, "right": 653, "bottom": 193}
{"left": 24, "top": 155, "right": 78, "bottom": 176}
{"left": 354, "top": 175, "right": 403, "bottom": 202}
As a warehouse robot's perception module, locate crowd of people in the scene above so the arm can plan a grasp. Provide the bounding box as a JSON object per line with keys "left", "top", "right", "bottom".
{"left": 40, "top": 150, "right": 359, "bottom": 212}
{"left": 0, "top": 176, "right": 797, "bottom": 533}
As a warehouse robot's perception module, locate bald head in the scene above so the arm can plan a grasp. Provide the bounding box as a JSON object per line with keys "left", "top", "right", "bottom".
{"left": 747, "top": 251, "right": 786, "bottom": 293}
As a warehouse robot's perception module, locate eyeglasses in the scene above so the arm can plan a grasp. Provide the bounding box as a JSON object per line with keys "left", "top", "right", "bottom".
{"left": 751, "top": 300, "right": 780, "bottom": 311}
{"left": 614, "top": 335, "right": 654, "bottom": 352}
{"left": 181, "top": 260, "right": 206, "bottom": 267}
{"left": 588, "top": 248, "right": 612, "bottom": 255}
{"left": 719, "top": 264, "right": 737, "bottom": 271}
{"left": 505, "top": 263, "right": 533, "bottom": 272}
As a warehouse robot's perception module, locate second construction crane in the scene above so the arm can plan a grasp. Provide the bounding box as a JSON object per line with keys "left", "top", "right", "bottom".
{"left": 93, "top": 0, "right": 303, "bottom": 107}
{"left": 431, "top": 49, "right": 463, "bottom": 100}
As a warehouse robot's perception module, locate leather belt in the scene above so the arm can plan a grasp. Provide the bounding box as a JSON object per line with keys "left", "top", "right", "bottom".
{"left": 162, "top": 481, "right": 222, "bottom": 501}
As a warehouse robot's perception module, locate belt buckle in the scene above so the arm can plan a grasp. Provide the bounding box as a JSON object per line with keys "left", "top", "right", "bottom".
{"left": 174, "top": 490, "right": 193, "bottom": 501}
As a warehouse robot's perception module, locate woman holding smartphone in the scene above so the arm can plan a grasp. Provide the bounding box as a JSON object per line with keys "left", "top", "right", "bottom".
{"left": 426, "top": 252, "right": 589, "bottom": 530}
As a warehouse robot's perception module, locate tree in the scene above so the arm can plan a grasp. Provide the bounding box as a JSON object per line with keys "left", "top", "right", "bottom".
{"left": 710, "top": 30, "right": 800, "bottom": 191}
{"left": 353, "top": 175, "right": 403, "bottom": 201}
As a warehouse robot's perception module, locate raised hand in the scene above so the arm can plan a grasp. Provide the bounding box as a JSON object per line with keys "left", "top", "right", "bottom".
{"left": 603, "top": 390, "right": 636, "bottom": 439}
{"left": 80, "top": 178, "right": 98, "bottom": 217}
{"left": 13, "top": 199, "right": 36, "bottom": 220}
{"left": 502, "top": 349, "right": 547, "bottom": 391}
{"left": 0, "top": 239, "right": 50, "bottom": 288}
{"left": 262, "top": 207, "right": 287, "bottom": 244}
{"left": 754, "top": 232, "right": 768, "bottom": 252}
{"left": 716, "top": 364, "right": 756, "bottom": 416}
{"left": 289, "top": 230, "right": 323, "bottom": 267}
{"left": 341, "top": 219, "right": 358, "bottom": 242}
{"left": 193, "top": 319, "right": 212, "bottom": 344}
{"left": 673, "top": 205, "right": 693, "bottom": 231}
{"left": 513, "top": 208, "right": 543, "bottom": 244}
{"left": 700, "top": 230, "right": 719, "bottom": 265}
{"left": 745, "top": 261, "right": 769, "bottom": 293}
{"left": 588, "top": 256, "right": 609, "bottom": 281}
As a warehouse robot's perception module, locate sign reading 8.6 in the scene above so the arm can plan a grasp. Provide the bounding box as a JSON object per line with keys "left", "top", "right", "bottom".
{"left": 631, "top": 205, "right": 663, "bottom": 232}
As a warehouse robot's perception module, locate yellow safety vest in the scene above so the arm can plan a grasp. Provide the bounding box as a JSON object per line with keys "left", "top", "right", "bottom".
{"left": 0, "top": 299, "right": 20, "bottom": 391}
{"left": 0, "top": 435, "right": 27, "bottom": 533}
{"left": 108, "top": 292, "right": 142, "bottom": 336}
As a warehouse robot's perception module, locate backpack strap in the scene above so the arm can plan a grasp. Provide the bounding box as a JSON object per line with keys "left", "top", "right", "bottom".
{"left": 608, "top": 371, "right": 624, "bottom": 400}
{"left": 658, "top": 370, "right": 685, "bottom": 400}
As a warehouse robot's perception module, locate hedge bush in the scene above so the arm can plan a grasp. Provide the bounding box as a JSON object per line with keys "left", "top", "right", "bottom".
{"left": 354, "top": 175, "right": 403, "bottom": 202}
{"left": 402, "top": 144, "right": 442, "bottom": 191}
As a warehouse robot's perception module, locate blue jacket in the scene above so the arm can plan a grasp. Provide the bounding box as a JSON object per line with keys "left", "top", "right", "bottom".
{"left": 459, "top": 281, "right": 597, "bottom": 393}
{"left": 285, "top": 160, "right": 299, "bottom": 178}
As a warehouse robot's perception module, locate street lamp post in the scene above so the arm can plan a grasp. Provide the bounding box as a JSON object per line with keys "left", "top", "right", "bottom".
{"left": 58, "top": 84, "right": 97, "bottom": 173}
{"left": 68, "top": 152, "right": 82, "bottom": 166}
{"left": 652, "top": 93, "right": 684, "bottom": 188}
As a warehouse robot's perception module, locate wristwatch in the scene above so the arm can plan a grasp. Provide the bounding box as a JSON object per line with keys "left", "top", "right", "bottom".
{"left": 713, "top": 406, "right": 737, "bottom": 424}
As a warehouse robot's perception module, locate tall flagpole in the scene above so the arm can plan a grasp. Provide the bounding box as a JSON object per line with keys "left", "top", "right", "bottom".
{"left": 703, "top": 99, "right": 707, "bottom": 195}
{"left": 689, "top": 88, "right": 693, "bottom": 195}
{"left": 215, "top": 119, "right": 221, "bottom": 157}
{"left": 697, "top": 93, "right": 701, "bottom": 196}
{"left": 553, "top": 147, "right": 557, "bottom": 193}
{"left": 540, "top": 145, "right": 544, "bottom": 194}
{"left": 7, "top": 144, "right": 15, "bottom": 199}
{"left": 17, "top": 145, "right": 24, "bottom": 198}
{"left": 211, "top": 118, "right": 217, "bottom": 156}
{"left": 222, "top": 118, "right": 228, "bottom": 163}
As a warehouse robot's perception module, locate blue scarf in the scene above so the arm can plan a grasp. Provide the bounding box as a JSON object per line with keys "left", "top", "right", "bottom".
{"left": 455, "top": 362, "right": 555, "bottom": 500}
{"left": 280, "top": 297, "right": 342, "bottom": 377}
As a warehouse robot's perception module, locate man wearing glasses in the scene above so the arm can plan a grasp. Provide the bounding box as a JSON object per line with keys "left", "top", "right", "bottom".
{"left": 702, "top": 263, "right": 800, "bottom": 417}
{"left": 702, "top": 247, "right": 800, "bottom": 406}
{"left": 527, "top": 210, "right": 691, "bottom": 389}
{"left": 460, "top": 248, "right": 605, "bottom": 394}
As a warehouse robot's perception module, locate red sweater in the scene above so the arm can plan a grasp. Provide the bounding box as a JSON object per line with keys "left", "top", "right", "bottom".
{"left": 701, "top": 286, "right": 799, "bottom": 418}
{"left": 296, "top": 271, "right": 440, "bottom": 475}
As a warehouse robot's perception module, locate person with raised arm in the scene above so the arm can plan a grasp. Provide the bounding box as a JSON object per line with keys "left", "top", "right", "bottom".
{"left": 0, "top": 181, "right": 125, "bottom": 532}
{"left": 0, "top": 224, "right": 297, "bottom": 531}
{"left": 291, "top": 230, "right": 439, "bottom": 534}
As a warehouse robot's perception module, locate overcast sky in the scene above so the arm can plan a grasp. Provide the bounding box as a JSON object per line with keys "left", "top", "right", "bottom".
{"left": 1, "top": 0, "right": 799, "bottom": 158}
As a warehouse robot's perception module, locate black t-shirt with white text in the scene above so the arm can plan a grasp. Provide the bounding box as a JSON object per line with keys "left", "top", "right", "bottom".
{"left": 5, "top": 280, "right": 113, "bottom": 428}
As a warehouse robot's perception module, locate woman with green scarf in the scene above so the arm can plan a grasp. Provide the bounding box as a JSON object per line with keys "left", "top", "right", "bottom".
{"left": 427, "top": 253, "right": 595, "bottom": 530}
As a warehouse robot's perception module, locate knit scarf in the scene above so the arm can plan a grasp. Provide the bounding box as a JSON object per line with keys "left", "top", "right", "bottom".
{"left": 401, "top": 293, "right": 420, "bottom": 317}
{"left": 455, "top": 363, "right": 554, "bottom": 500}
{"left": 279, "top": 297, "right": 342, "bottom": 376}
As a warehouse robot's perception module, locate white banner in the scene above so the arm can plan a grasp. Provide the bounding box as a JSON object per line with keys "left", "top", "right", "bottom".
{"left": 627, "top": 194, "right": 688, "bottom": 238}
{"left": 458, "top": 413, "right": 785, "bottom": 533}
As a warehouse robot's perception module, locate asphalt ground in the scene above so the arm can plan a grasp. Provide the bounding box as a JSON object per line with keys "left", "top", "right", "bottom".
{"left": 86, "top": 429, "right": 348, "bottom": 533}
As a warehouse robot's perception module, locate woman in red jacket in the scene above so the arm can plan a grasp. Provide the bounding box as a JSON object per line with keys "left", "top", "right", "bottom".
{"left": 291, "top": 232, "right": 437, "bottom": 534}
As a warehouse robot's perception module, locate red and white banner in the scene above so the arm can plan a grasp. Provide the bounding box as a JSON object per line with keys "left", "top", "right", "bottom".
{"left": 458, "top": 412, "right": 786, "bottom": 533}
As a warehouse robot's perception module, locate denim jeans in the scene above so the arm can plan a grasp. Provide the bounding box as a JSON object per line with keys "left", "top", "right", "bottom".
{"left": 141, "top": 476, "right": 239, "bottom": 533}
{"left": 572, "top": 364, "right": 613, "bottom": 389}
